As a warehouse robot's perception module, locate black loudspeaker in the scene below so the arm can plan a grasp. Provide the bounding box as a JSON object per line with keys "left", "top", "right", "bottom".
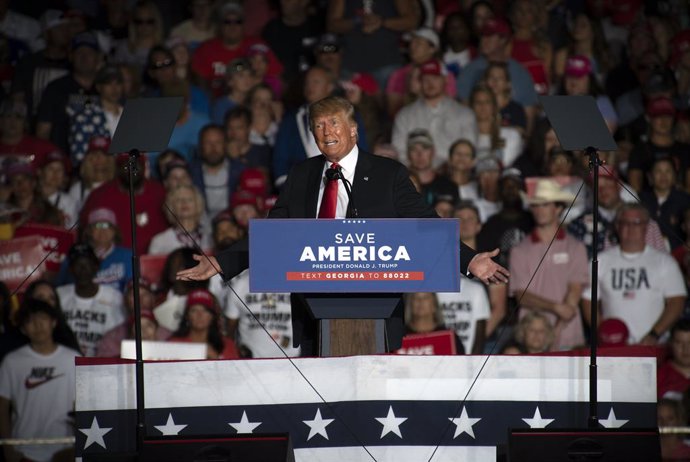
{"left": 83, "top": 433, "right": 295, "bottom": 462}
{"left": 498, "top": 428, "right": 661, "bottom": 462}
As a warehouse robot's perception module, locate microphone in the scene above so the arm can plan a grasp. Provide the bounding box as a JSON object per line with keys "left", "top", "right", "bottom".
{"left": 325, "top": 166, "right": 341, "bottom": 181}
{"left": 325, "top": 165, "right": 358, "bottom": 218}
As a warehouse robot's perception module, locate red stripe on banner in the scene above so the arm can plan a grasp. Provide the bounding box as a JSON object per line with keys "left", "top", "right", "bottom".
{"left": 286, "top": 271, "right": 425, "bottom": 281}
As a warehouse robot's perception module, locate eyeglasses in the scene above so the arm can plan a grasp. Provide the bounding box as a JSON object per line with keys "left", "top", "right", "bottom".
{"left": 224, "top": 18, "right": 243, "bottom": 25}
{"left": 134, "top": 18, "right": 156, "bottom": 25}
{"left": 92, "top": 222, "right": 112, "bottom": 229}
{"left": 150, "top": 58, "right": 174, "bottom": 70}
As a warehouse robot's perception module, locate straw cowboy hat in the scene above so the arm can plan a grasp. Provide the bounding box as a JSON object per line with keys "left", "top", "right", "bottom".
{"left": 528, "top": 178, "right": 576, "bottom": 205}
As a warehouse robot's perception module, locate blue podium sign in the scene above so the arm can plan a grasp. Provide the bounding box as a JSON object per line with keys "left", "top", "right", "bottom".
{"left": 248, "top": 218, "right": 460, "bottom": 293}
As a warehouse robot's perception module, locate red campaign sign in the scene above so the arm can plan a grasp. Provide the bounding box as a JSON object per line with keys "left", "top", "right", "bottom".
{"left": 395, "top": 330, "right": 457, "bottom": 356}
{"left": 14, "top": 224, "right": 76, "bottom": 273}
{"left": 140, "top": 254, "right": 167, "bottom": 290}
{"left": 0, "top": 236, "right": 46, "bottom": 292}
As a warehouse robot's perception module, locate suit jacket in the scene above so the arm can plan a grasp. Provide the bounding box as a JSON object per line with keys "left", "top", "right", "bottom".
{"left": 217, "top": 151, "right": 477, "bottom": 355}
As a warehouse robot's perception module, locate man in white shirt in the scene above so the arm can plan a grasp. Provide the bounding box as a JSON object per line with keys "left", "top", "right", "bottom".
{"left": 0, "top": 299, "right": 80, "bottom": 462}
{"left": 392, "top": 59, "right": 477, "bottom": 168}
{"left": 57, "top": 243, "right": 125, "bottom": 356}
{"left": 582, "top": 203, "right": 686, "bottom": 344}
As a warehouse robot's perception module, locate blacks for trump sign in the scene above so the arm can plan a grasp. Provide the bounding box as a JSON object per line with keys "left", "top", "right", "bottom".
{"left": 249, "top": 218, "right": 460, "bottom": 293}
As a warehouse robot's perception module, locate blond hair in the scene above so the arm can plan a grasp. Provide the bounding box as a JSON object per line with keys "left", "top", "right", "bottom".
{"left": 404, "top": 292, "right": 445, "bottom": 326}
{"left": 514, "top": 311, "right": 555, "bottom": 351}
{"left": 308, "top": 95, "right": 357, "bottom": 132}
{"left": 164, "top": 184, "right": 205, "bottom": 225}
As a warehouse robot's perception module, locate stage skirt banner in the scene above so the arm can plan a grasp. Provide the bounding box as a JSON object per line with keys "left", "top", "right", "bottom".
{"left": 248, "top": 218, "right": 460, "bottom": 293}
{"left": 75, "top": 353, "right": 656, "bottom": 461}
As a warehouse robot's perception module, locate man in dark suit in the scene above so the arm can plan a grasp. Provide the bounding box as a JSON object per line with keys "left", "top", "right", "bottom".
{"left": 178, "top": 96, "right": 509, "bottom": 355}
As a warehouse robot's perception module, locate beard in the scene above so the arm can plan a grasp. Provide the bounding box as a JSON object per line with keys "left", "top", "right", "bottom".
{"left": 203, "top": 154, "right": 225, "bottom": 167}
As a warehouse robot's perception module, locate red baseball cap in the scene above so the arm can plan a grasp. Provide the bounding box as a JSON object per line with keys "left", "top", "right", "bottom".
{"left": 231, "top": 189, "right": 260, "bottom": 210}
{"left": 186, "top": 288, "right": 217, "bottom": 313}
{"left": 564, "top": 55, "right": 592, "bottom": 78}
{"left": 41, "top": 149, "right": 71, "bottom": 173}
{"left": 350, "top": 72, "right": 379, "bottom": 96}
{"left": 598, "top": 318, "right": 629, "bottom": 347}
{"left": 87, "top": 135, "right": 111, "bottom": 154}
{"left": 646, "top": 96, "right": 676, "bottom": 118}
{"left": 238, "top": 168, "right": 268, "bottom": 198}
{"left": 419, "top": 59, "right": 447, "bottom": 77}
{"left": 481, "top": 18, "right": 512, "bottom": 37}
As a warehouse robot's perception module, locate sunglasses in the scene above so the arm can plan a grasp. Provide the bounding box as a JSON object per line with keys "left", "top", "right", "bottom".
{"left": 318, "top": 44, "right": 339, "bottom": 54}
{"left": 134, "top": 18, "right": 156, "bottom": 25}
{"left": 150, "top": 58, "right": 174, "bottom": 70}
{"left": 224, "top": 18, "right": 244, "bottom": 25}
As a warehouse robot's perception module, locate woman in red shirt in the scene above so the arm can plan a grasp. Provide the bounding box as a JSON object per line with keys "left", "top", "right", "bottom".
{"left": 508, "top": 0, "right": 551, "bottom": 95}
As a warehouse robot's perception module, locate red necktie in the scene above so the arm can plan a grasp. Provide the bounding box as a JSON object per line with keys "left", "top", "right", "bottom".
{"left": 318, "top": 163, "right": 339, "bottom": 218}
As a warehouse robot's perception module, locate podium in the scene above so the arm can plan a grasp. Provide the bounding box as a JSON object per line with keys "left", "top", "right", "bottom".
{"left": 302, "top": 293, "right": 399, "bottom": 356}
{"left": 248, "top": 218, "right": 460, "bottom": 356}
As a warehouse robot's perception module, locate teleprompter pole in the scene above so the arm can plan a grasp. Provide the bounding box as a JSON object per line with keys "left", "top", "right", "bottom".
{"left": 126, "top": 149, "right": 146, "bottom": 452}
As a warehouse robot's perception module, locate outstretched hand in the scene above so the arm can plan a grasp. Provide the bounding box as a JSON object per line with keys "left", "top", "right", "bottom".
{"left": 176, "top": 254, "right": 221, "bottom": 281}
{"left": 467, "top": 248, "right": 510, "bottom": 285}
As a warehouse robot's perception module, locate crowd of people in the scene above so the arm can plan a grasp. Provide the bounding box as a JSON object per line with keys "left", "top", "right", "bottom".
{"left": 1, "top": 0, "right": 690, "bottom": 460}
